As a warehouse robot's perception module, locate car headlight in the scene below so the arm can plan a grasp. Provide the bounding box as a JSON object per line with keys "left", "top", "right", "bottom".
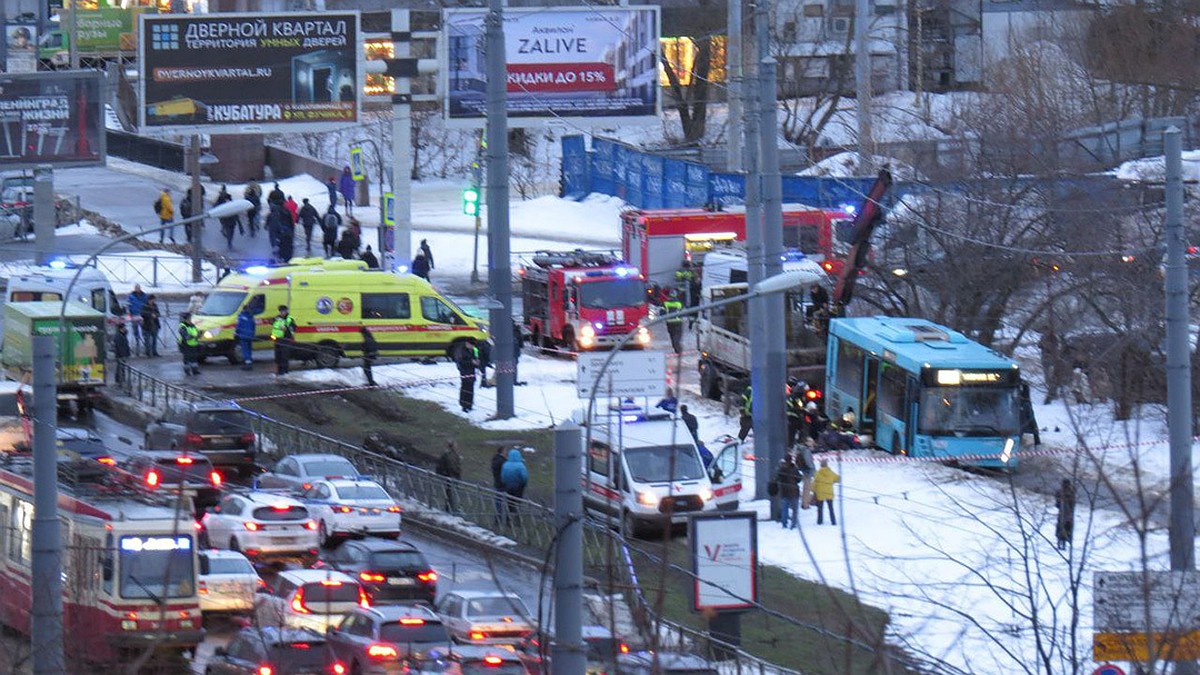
{"left": 580, "top": 324, "right": 596, "bottom": 338}
{"left": 636, "top": 490, "right": 659, "bottom": 507}
{"left": 699, "top": 487, "right": 713, "bottom": 502}
{"left": 636, "top": 326, "right": 651, "bottom": 345}
{"left": 202, "top": 329, "right": 215, "bottom": 339}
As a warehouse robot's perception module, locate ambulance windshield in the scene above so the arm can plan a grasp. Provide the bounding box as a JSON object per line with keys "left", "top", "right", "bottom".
{"left": 624, "top": 446, "right": 705, "bottom": 483}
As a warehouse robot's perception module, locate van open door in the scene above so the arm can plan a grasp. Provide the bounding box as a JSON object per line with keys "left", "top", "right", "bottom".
{"left": 708, "top": 436, "right": 742, "bottom": 511}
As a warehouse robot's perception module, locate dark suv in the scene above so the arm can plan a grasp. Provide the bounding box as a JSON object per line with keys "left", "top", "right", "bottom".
{"left": 144, "top": 401, "right": 258, "bottom": 474}
{"left": 315, "top": 539, "right": 438, "bottom": 605}
{"left": 205, "top": 626, "right": 345, "bottom": 675}
{"left": 124, "top": 450, "right": 223, "bottom": 515}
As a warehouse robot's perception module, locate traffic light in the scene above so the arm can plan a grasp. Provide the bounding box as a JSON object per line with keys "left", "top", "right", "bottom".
{"left": 462, "top": 185, "right": 480, "bottom": 216}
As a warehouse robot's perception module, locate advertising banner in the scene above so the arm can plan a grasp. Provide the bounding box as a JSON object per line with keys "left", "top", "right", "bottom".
{"left": 689, "top": 511, "right": 757, "bottom": 611}
{"left": 0, "top": 71, "right": 106, "bottom": 169}
{"left": 77, "top": 7, "right": 148, "bottom": 54}
{"left": 139, "top": 12, "right": 361, "bottom": 134}
{"left": 444, "top": 7, "right": 660, "bottom": 127}
{"left": 5, "top": 24, "right": 39, "bottom": 74}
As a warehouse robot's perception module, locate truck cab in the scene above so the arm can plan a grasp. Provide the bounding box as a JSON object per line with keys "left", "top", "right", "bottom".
{"left": 521, "top": 251, "right": 650, "bottom": 351}
{"left": 576, "top": 407, "right": 724, "bottom": 537}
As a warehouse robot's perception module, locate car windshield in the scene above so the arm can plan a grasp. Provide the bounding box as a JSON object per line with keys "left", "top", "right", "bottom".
{"left": 334, "top": 485, "right": 390, "bottom": 500}
{"left": 252, "top": 505, "right": 308, "bottom": 521}
{"left": 204, "top": 556, "right": 254, "bottom": 575}
{"left": 190, "top": 409, "right": 248, "bottom": 435}
{"left": 197, "top": 291, "right": 247, "bottom": 317}
{"left": 379, "top": 621, "right": 450, "bottom": 644}
{"left": 119, "top": 535, "right": 195, "bottom": 600}
{"left": 369, "top": 551, "right": 426, "bottom": 570}
{"left": 919, "top": 386, "right": 1021, "bottom": 437}
{"left": 578, "top": 279, "right": 645, "bottom": 309}
{"left": 302, "top": 459, "right": 357, "bottom": 478}
{"left": 466, "top": 597, "right": 530, "bottom": 618}
{"left": 623, "top": 446, "right": 706, "bottom": 483}
{"left": 462, "top": 662, "right": 527, "bottom": 675}
{"left": 267, "top": 642, "right": 334, "bottom": 670}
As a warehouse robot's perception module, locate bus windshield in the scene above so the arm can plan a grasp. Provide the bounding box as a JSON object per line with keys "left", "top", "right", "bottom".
{"left": 119, "top": 535, "right": 195, "bottom": 600}
{"left": 623, "top": 446, "right": 706, "bottom": 483}
{"left": 578, "top": 279, "right": 645, "bottom": 310}
{"left": 197, "top": 291, "right": 247, "bottom": 317}
{"left": 919, "top": 387, "right": 1021, "bottom": 437}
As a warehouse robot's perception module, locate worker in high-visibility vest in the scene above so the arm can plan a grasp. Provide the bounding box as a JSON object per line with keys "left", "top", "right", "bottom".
{"left": 270, "top": 305, "right": 297, "bottom": 376}
{"left": 662, "top": 291, "right": 684, "bottom": 354}
{"left": 738, "top": 384, "right": 753, "bottom": 442}
{"left": 177, "top": 312, "right": 200, "bottom": 376}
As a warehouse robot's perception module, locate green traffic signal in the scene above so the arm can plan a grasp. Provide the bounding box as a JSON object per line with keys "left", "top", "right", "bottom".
{"left": 462, "top": 185, "right": 480, "bottom": 216}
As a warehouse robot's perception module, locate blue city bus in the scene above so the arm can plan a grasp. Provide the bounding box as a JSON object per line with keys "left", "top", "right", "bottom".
{"left": 824, "top": 317, "right": 1022, "bottom": 468}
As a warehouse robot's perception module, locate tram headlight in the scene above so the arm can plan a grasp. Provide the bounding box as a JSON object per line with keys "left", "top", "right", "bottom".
{"left": 1000, "top": 438, "right": 1015, "bottom": 464}
{"left": 121, "top": 620, "right": 138, "bottom": 631}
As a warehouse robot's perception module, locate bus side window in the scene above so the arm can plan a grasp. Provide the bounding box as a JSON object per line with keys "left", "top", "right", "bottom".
{"left": 588, "top": 441, "right": 610, "bottom": 478}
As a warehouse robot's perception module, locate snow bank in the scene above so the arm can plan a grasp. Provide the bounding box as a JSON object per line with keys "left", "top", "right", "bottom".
{"left": 1115, "top": 150, "right": 1200, "bottom": 183}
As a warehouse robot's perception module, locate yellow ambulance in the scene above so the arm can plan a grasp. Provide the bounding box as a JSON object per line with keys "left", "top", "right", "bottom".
{"left": 195, "top": 266, "right": 488, "bottom": 368}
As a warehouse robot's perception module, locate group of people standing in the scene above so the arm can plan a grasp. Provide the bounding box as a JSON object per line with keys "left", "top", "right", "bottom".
{"left": 770, "top": 447, "right": 841, "bottom": 528}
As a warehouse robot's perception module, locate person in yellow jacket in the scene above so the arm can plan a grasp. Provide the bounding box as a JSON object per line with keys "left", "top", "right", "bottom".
{"left": 155, "top": 188, "right": 176, "bottom": 243}
{"left": 270, "top": 305, "right": 297, "bottom": 376}
{"left": 813, "top": 460, "right": 840, "bottom": 526}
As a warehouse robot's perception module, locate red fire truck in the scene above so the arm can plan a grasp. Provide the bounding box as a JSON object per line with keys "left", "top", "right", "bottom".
{"left": 519, "top": 250, "right": 652, "bottom": 352}
{"left": 620, "top": 206, "right": 852, "bottom": 287}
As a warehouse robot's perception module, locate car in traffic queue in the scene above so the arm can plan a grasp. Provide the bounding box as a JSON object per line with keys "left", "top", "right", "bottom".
{"left": 257, "top": 453, "right": 363, "bottom": 492}
{"left": 298, "top": 478, "right": 403, "bottom": 546}
{"left": 435, "top": 591, "right": 535, "bottom": 646}
{"left": 326, "top": 605, "right": 453, "bottom": 675}
{"left": 144, "top": 400, "right": 259, "bottom": 476}
{"left": 520, "top": 625, "right": 633, "bottom": 675}
{"left": 256, "top": 569, "right": 371, "bottom": 635}
{"left": 314, "top": 539, "right": 438, "bottom": 605}
{"left": 198, "top": 549, "right": 260, "bottom": 616}
{"left": 204, "top": 626, "right": 348, "bottom": 675}
{"left": 200, "top": 491, "right": 320, "bottom": 564}
{"left": 125, "top": 449, "right": 224, "bottom": 516}
{"left": 413, "top": 644, "right": 531, "bottom": 675}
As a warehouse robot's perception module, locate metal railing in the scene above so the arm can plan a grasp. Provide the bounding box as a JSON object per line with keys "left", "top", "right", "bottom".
{"left": 110, "top": 362, "right": 823, "bottom": 675}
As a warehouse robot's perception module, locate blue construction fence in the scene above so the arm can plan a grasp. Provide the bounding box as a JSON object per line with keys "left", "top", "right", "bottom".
{"left": 561, "top": 135, "right": 882, "bottom": 210}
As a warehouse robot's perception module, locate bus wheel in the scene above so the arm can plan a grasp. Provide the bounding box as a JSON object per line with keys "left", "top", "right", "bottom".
{"left": 891, "top": 432, "right": 903, "bottom": 456}
{"left": 315, "top": 343, "right": 340, "bottom": 369}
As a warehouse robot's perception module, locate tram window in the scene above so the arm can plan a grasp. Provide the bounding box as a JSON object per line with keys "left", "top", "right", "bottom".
{"left": 836, "top": 341, "right": 864, "bottom": 396}
{"left": 8, "top": 502, "right": 30, "bottom": 565}
{"left": 102, "top": 534, "right": 114, "bottom": 594}
{"left": 878, "top": 364, "right": 907, "bottom": 419}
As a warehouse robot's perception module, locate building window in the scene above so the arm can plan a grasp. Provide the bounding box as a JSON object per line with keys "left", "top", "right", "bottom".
{"left": 804, "top": 4, "right": 824, "bottom": 16}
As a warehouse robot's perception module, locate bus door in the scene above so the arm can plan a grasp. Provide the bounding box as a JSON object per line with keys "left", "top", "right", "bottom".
{"left": 708, "top": 438, "right": 742, "bottom": 510}
{"left": 861, "top": 358, "right": 879, "bottom": 439}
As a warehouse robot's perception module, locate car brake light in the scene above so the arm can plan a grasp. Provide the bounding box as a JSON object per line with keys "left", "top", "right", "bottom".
{"left": 332, "top": 664, "right": 347, "bottom": 675}
{"left": 193, "top": 521, "right": 203, "bottom": 531}
{"left": 211, "top": 471, "right": 223, "bottom": 487}
{"left": 484, "top": 656, "right": 504, "bottom": 666}
{"left": 97, "top": 457, "right": 116, "bottom": 466}
{"left": 198, "top": 580, "right": 208, "bottom": 595}
{"left": 806, "top": 389, "right": 821, "bottom": 400}
{"left": 319, "top": 580, "right": 343, "bottom": 587}
{"left": 302, "top": 483, "right": 312, "bottom": 490}
{"left": 470, "top": 631, "right": 486, "bottom": 640}
{"left": 305, "top": 520, "right": 319, "bottom": 530}
{"left": 240, "top": 432, "right": 256, "bottom": 444}
{"left": 257, "top": 577, "right": 267, "bottom": 588}
{"left": 417, "top": 571, "right": 437, "bottom": 583}
{"left": 291, "top": 587, "right": 311, "bottom": 614}
{"left": 387, "top": 506, "right": 402, "bottom": 513}
{"left": 367, "top": 644, "right": 398, "bottom": 659}
{"left": 271, "top": 504, "right": 291, "bottom": 511}
{"left": 176, "top": 456, "right": 194, "bottom": 465}
{"left": 619, "top": 643, "right": 630, "bottom": 653}
{"left": 145, "top": 470, "right": 160, "bottom": 487}
{"left": 258, "top": 667, "right": 274, "bottom": 675}
{"left": 359, "top": 585, "right": 371, "bottom": 608}
{"left": 335, "top": 506, "right": 352, "bottom": 513}
{"left": 244, "top": 522, "right": 260, "bottom": 531}
{"left": 184, "top": 432, "right": 203, "bottom": 447}
{"left": 290, "top": 643, "right": 311, "bottom": 649}
{"left": 399, "top": 618, "right": 425, "bottom": 625}
{"left": 360, "top": 572, "right": 386, "bottom": 583}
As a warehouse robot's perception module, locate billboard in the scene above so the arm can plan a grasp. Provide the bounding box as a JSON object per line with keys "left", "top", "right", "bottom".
{"left": 0, "top": 71, "right": 106, "bottom": 169}
{"left": 444, "top": 7, "right": 660, "bottom": 126}
{"left": 139, "top": 12, "right": 360, "bottom": 134}
{"left": 5, "top": 24, "right": 39, "bottom": 74}
{"left": 76, "top": 7, "right": 151, "bottom": 54}
{"left": 689, "top": 511, "right": 757, "bottom": 612}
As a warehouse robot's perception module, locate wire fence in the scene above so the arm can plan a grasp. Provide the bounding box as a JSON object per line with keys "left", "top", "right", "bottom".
{"left": 111, "top": 362, "right": 814, "bottom": 675}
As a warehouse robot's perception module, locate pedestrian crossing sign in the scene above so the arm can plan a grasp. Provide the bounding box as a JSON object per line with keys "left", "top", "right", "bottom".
{"left": 383, "top": 192, "right": 395, "bottom": 226}
{"left": 350, "top": 147, "right": 365, "bottom": 181}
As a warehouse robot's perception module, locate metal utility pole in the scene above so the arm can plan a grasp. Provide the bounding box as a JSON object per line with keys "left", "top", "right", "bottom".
{"left": 31, "top": 336, "right": 64, "bottom": 675}
{"left": 854, "top": 0, "right": 872, "bottom": 158}
{"left": 67, "top": 6, "right": 79, "bottom": 70}
{"left": 188, "top": 135, "right": 203, "bottom": 282}
{"left": 486, "top": 0, "right": 514, "bottom": 419}
{"left": 1164, "top": 128, "right": 1197, "bottom": 675}
{"left": 553, "top": 421, "right": 584, "bottom": 675}
{"left": 32, "top": 165, "right": 55, "bottom": 266}
{"left": 726, "top": 0, "right": 743, "bottom": 171}
{"left": 391, "top": 8, "right": 414, "bottom": 272}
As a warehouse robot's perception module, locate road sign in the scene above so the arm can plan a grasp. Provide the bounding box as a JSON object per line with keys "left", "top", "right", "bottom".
{"left": 350, "top": 147, "right": 365, "bottom": 181}
{"left": 383, "top": 192, "right": 395, "bottom": 226}
{"left": 1092, "top": 665, "right": 1125, "bottom": 675}
{"left": 576, "top": 351, "right": 665, "bottom": 399}
{"left": 1094, "top": 570, "right": 1200, "bottom": 661}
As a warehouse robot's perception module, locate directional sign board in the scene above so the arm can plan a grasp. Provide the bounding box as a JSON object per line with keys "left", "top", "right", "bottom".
{"left": 576, "top": 350, "right": 665, "bottom": 399}
{"left": 1094, "top": 570, "right": 1200, "bottom": 661}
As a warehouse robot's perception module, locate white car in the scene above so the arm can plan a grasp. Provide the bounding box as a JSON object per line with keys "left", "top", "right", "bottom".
{"left": 199, "top": 491, "right": 320, "bottom": 563}
{"left": 299, "top": 479, "right": 403, "bottom": 546}
{"left": 255, "top": 568, "right": 370, "bottom": 635}
{"left": 435, "top": 590, "right": 536, "bottom": 646}
{"left": 198, "top": 549, "right": 259, "bottom": 615}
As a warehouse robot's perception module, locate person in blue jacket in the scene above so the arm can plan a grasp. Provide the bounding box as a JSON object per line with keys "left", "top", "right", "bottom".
{"left": 235, "top": 305, "right": 257, "bottom": 371}
{"left": 499, "top": 448, "right": 529, "bottom": 525}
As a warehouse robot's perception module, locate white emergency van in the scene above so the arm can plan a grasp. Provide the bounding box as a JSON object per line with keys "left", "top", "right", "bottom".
{"left": 5, "top": 265, "right": 121, "bottom": 322}
{"left": 577, "top": 406, "right": 739, "bottom": 537}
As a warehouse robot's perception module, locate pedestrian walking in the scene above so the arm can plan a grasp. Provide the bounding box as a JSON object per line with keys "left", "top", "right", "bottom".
{"left": 337, "top": 225, "right": 360, "bottom": 260}
{"left": 436, "top": 441, "right": 463, "bottom": 513}
{"left": 243, "top": 181, "right": 261, "bottom": 237}
{"left": 155, "top": 188, "right": 175, "bottom": 243}
{"left": 478, "top": 338, "right": 493, "bottom": 388}
{"left": 277, "top": 209, "right": 296, "bottom": 263}
{"left": 662, "top": 291, "right": 684, "bottom": 354}
{"left": 284, "top": 195, "right": 299, "bottom": 225}
{"left": 178, "top": 312, "right": 201, "bottom": 376}
{"left": 797, "top": 441, "right": 816, "bottom": 509}
{"left": 512, "top": 322, "right": 525, "bottom": 385}
{"left": 141, "top": 296, "right": 162, "bottom": 357}
{"left": 1055, "top": 478, "right": 1076, "bottom": 550}
{"left": 271, "top": 305, "right": 297, "bottom": 376}
{"left": 360, "top": 326, "right": 378, "bottom": 386}
{"left": 322, "top": 206, "right": 341, "bottom": 258}
{"left": 456, "top": 338, "right": 479, "bottom": 412}
{"left": 774, "top": 455, "right": 802, "bottom": 529}
{"left": 411, "top": 249, "right": 431, "bottom": 280}
{"left": 326, "top": 176, "right": 339, "bottom": 211}
{"left": 1070, "top": 365, "right": 1092, "bottom": 405}
{"left": 113, "top": 323, "right": 131, "bottom": 384}
{"left": 491, "top": 446, "right": 508, "bottom": 525}
{"left": 680, "top": 404, "right": 700, "bottom": 445}
{"left": 813, "top": 460, "right": 840, "bottom": 526}
{"left": 500, "top": 448, "right": 529, "bottom": 525}
{"left": 420, "top": 239, "right": 434, "bottom": 270}
{"left": 738, "top": 385, "right": 753, "bottom": 442}
{"left": 178, "top": 192, "right": 195, "bottom": 244}
{"left": 126, "top": 284, "right": 148, "bottom": 356}
{"left": 298, "top": 198, "right": 319, "bottom": 254}
{"left": 267, "top": 182, "right": 285, "bottom": 208}
{"left": 235, "top": 304, "right": 256, "bottom": 371}
{"left": 360, "top": 245, "right": 379, "bottom": 269}
{"left": 339, "top": 166, "right": 356, "bottom": 213}
{"left": 215, "top": 186, "right": 238, "bottom": 249}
